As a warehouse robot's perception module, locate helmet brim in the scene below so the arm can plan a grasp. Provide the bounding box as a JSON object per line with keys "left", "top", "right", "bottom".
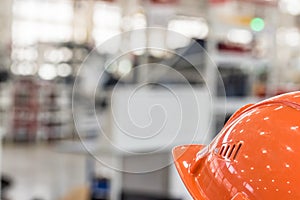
{"left": 172, "top": 144, "right": 207, "bottom": 200}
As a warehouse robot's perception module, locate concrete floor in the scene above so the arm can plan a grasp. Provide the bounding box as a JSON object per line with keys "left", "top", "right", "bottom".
{"left": 2, "top": 144, "right": 87, "bottom": 200}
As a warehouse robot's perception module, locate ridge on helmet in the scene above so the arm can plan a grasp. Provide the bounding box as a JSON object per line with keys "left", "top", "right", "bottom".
{"left": 173, "top": 91, "right": 300, "bottom": 200}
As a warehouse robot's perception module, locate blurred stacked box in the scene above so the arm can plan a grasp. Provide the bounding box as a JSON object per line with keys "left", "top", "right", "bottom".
{"left": 12, "top": 77, "right": 39, "bottom": 142}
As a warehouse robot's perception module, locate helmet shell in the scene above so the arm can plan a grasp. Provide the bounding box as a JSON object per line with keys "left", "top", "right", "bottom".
{"left": 173, "top": 92, "right": 300, "bottom": 199}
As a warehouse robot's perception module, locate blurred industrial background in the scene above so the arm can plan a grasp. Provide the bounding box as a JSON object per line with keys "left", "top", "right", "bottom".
{"left": 0, "top": 0, "right": 299, "bottom": 199}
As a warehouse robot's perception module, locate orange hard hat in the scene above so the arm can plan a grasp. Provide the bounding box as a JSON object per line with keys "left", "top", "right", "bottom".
{"left": 173, "top": 91, "right": 300, "bottom": 200}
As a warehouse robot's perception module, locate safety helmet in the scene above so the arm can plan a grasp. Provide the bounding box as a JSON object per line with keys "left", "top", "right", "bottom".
{"left": 173, "top": 91, "right": 300, "bottom": 200}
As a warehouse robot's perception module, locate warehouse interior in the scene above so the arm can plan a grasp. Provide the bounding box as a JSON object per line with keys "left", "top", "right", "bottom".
{"left": 0, "top": 0, "right": 299, "bottom": 199}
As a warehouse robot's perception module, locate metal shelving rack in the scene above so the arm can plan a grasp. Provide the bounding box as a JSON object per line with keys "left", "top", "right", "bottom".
{"left": 206, "top": 0, "right": 278, "bottom": 134}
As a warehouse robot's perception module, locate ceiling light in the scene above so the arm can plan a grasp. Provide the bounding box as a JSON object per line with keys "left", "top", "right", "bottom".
{"left": 38, "top": 64, "right": 57, "bottom": 80}
{"left": 118, "top": 59, "right": 132, "bottom": 76}
{"left": 57, "top": 63, "right": 72, "bottom": 77}
{"left": 227, "top": 29, "right": 253, "bottom": 44}
{"left": 279, "top": 0, "right": 300, "bottom": 16}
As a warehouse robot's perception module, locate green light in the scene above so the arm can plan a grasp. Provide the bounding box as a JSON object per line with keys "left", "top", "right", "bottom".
{"left": 250, "top": 18, "right": 265, "bottom": 32}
